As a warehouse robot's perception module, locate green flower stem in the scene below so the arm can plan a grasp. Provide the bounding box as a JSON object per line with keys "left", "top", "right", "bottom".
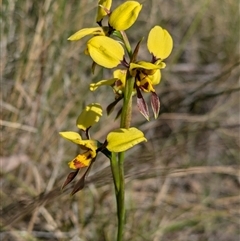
{"left": 110, "top": 152, "right": 120, "bottom": 192}
{"left": 110, "top": 152, "right": 123, "bottom": 241}
{"left": 116, "top": 151, "right": 125, "bottom": 241}
{"left": 110, "top": 30, "right": 134, "bottom": 240}
{"left": 112, "top": 74, "right": 134, "bottom": 241}
{"left": 120, "top": 75, "right": 135, "bottom": 128}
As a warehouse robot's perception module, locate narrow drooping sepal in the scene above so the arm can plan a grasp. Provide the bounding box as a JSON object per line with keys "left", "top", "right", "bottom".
{"left": 136, "top": 87, "right": 150, "bottom": 121}
{"left": 114, "top": 107, "right": 122, "bottom": 120}
{"left": 106, "top": 127, "right": 147, "bottom": 152}
{"left": 71, "top": 176, "right": 86, "bottom": 195}
{"left": 71, "top": 159, "right": 95, "bottom": 195}
{"left": 151, "top": 91, "right": 160, "bottom": 119}
{"left": 106, "top": 97, "right": 123, "bottom": 115}
{"left": 62, "top": 169, "right": 79, "bottom": 189}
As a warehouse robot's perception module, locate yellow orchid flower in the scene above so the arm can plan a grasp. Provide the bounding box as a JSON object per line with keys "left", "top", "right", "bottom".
{"left": 125, "top": 25, "right": 173, "bottom": 120}
{"left": 59, "top": 104, "right": 147, "bottom": 170}
{"left": 59, "top": 103, "right": 102, "bottom": 169}
{"left": 130, "top": 25, "right": 171, "bottom": 120}
{"left": 128, "top": 60, "right": 163, "bottom": 120}
{"left": 109, "top": 1, "right": 142, "bottom": 31}
{"left": 89, "top": 70, "right": 127, "bottom": 115}
{"left": 59, "top": 131, "right": 98, "bottom": 169}
{"left": 129, "top": 61, "right": 162, "bottom": 93}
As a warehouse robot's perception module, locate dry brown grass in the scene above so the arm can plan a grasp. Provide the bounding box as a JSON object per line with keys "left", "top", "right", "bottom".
{"left": 1, "top": 0, "right": 240, "bottom": 240}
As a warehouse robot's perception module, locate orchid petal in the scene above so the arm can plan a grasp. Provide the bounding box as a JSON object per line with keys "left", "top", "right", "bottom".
{"left": 96, "top": 0, "right": 112, "bottom": 22}
{"left": 106, "top": 127, "right": 147, "bottom": 152}
{"left": 59, "top": 131, "right": 82, "bottom": 145}
{"left": 68, "top": 27, "right": 105, "bottom": 41}
{"left": 90, "top": 79, "right": 117, "bottom": 91}
{"left": 76, "top": 103, "right": 103, "bottom": 131}
{"left": 109, "top": 1, "right": 142, "bottom": 31}
{"left": 86, "top": 36, "right": 124, "bottom": 68}
{"left": 149, "top": 69, "right": 161, "bottom": 86}
{"left": 130, "top": 61, "right": 161, "bottom": 72}
{"left": 147, "top": 26, "right": 173, "bottom": 59}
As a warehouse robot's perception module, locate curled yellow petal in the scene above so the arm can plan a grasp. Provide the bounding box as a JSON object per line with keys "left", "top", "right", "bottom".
{"left": 154, "top": 59, "right": 166, "bottom": 69}
{"left": 68, "top": 27, "right": 105, "bottom": 41}
{"left": 96, "top": 0, "right": 112, "bottom": 22}
{"left": 86, "top": 36, "right": 124, "bottom": 68}
{"left": 59, "top": 132, "right": 98, "bottom": 153}
{"left": 78, "top": 140, "right": 98, "bottom": 154}
{"left": 106, "top": 127, "right": 147, "bottom": 152}
{"left": 59, "top": 131, "right": 82, "bottom": 145}
{"left": 77, "top": 103, "right": 103, "bottom": 131}
{"left": 130, "top": 61, "right": 161, "bottom": 72}
{"left": 109, "top": 1, "right": 142, "bottom": 30}
{"left": 147, "top": 26, "right": 173, "bottom": 59}
{"left": 90, "top": 78, "right": 117, "bottom": 91}
{"left": 149, "top": 69, "right": 161, "bottom": 86}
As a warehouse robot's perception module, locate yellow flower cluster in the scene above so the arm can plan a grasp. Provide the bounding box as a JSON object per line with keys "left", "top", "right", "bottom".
{"left": 60, "top": 1, "right": 173, "bottom": 194}
{"left": 60, "top": 104, "right": 146, "bottom": 170}
{"left": 68, "top": 1, "right": 173, "bottom": 120}
{"left": 59, "top": 103, "right": 146, "bottom": 194}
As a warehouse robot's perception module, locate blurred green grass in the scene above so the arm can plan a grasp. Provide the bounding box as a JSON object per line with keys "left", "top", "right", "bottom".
{"left": 1, "top": 0, "right": 239, "bottom": 240}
